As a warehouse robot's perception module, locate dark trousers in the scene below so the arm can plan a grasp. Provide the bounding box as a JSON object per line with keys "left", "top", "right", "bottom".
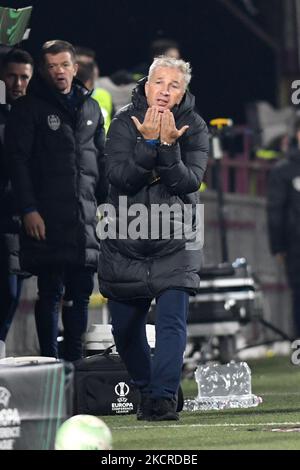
{"left": 0, "top": 271, "right": 23, "bottom": 341}
{"left": 35, "top": 266, "right": 94, "bottom": 361}
{"left": 108, "top": 289, "right": 189, "bottom": 399}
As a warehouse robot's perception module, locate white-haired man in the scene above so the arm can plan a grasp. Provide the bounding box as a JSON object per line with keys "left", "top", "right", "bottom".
{"left": 98, "top": 57, "right": 209, "bottom": 421}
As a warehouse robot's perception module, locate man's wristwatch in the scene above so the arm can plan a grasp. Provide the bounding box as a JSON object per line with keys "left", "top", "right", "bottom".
{"left": 160, "top": 141, "right": 175, "bottom": 147}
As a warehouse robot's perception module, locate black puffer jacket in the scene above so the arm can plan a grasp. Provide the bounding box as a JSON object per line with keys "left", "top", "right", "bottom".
{"left": 267, "top": 148, "right": 300, "bottom": 284}
{"left": 98, "top": 80, "right": 209, "bottom": 300}
{"left": 5, "top": 77, "right": 107, "bottom": 273}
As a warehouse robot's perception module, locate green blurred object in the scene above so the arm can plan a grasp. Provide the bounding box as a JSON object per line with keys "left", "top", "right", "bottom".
{"left": 256, "top": 148, "right": 281, "bottom": 160}
{"left": 0, "top": 6, "right": 32, "bottom": 46}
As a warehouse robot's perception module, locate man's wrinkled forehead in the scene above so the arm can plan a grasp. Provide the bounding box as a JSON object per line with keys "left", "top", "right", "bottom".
{"left": 148, "top": 66, "right": 185, "bottom": 86}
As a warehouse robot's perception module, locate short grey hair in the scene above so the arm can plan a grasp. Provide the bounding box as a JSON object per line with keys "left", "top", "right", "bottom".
{"left": 148, "top": 56, "right": 192, "bottom": 89}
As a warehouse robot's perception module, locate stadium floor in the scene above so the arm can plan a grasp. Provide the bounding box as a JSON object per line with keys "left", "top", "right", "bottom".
{"left": 101, "top": 356, "right": 300, "bottom": 450}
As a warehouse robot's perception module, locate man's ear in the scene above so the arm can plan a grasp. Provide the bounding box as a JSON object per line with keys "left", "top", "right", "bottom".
{"left": 73, "top": 63, "right": 79, "bottom": 77}
{"left": 145, "top": 81, "right": 149, "bottom": 98}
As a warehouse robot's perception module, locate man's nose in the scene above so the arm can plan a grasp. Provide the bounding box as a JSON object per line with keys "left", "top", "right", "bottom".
{"left": 161, "top": 87, "right": 170, "bottom": 96}
{"left": 14, "top": 77, "right": 22, "bottom": 88}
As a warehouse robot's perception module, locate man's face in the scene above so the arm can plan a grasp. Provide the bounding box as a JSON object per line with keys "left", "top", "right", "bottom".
{"left": 43, "top": 52, "right": 78, "bottom": 94}
{"left": 2, "top": 62, "right": 33, "bottom": 102}
{"left": 145, "top": 66, "right": 185, "bottom": 112}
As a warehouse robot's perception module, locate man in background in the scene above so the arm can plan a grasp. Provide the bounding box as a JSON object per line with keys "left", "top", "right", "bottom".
{"left": 267, "top": 120, "right": 300, "bottom": 339}
{"left": 0, "top": 48, "right": 33, "bottom": 341}
{"left": 76, "top": 60, "right": 112, "bottom": 134}
{"left": 5, "top": 40, "right": 107, "bottom": 360}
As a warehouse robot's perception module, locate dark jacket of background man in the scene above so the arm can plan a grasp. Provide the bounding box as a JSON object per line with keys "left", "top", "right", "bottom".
{"left": 5, "top": 76, "right": 107, "bottom": 274}
{"left": 267, "top": 145, "right": 300, "bottom": 337}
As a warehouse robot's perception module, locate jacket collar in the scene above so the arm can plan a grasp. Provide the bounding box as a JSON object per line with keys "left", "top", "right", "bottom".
{"left": 27, "top": 74, "right": 92, "bottom": 113}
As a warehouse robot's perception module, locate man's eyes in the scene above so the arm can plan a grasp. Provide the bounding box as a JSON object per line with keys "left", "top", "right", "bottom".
{"left": 48, "top": 63, "right": 71, "bottom": 69}
{"left": 7, "top": 74, "right": 29, "bottom": 80}
{"left": 155, "top": 81, "right": 180, "bottom": 88}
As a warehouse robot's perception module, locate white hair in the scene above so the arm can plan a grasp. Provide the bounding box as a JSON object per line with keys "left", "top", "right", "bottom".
{"left": 148, "top": 56, "right": 192, "bottom": 89}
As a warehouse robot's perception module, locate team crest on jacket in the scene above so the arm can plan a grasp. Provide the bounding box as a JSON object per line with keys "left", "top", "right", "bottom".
{"left": 292, "top": 177, "right": 300, "bottom": 191}
{"left": 47, "top": 115, "right": 61, "bottom": 131}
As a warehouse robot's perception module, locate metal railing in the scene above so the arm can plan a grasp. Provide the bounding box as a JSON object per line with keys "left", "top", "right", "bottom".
{"left": 205, "top": 126, "right": 275, "bottom": 196}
